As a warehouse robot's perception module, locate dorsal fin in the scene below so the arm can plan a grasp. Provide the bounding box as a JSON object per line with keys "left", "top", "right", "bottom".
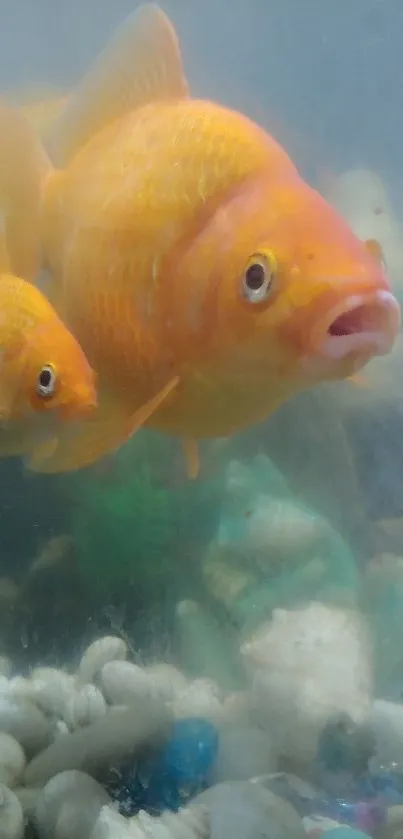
{"left": 6, "top": 83, "right": 69, "bottom": 137}
{"left": 46, "top": 3, "right": 189, "bottom": 168}
{"left": 0, "top": 101, "right": 51, "bottom": 281}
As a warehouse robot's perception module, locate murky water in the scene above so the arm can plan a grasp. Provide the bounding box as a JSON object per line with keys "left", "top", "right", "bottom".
{"left": 0, "top": 2, "right": 402, "bottom": 838}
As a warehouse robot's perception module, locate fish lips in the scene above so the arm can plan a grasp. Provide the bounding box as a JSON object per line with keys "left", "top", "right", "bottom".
{"left": 309, "top": 289, "right": 401, "bottom": 363}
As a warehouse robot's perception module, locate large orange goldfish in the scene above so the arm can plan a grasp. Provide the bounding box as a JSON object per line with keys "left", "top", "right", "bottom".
{"left": 3, "top": 4, "right": 400, "bottom": 476}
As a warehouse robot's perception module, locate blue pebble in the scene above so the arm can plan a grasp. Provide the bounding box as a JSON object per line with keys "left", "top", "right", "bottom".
{"left": 112, "top": 717, "right": 219, "bottom": 815}
{"left": 161, "top": 717, "right": 219, "bottom": 783}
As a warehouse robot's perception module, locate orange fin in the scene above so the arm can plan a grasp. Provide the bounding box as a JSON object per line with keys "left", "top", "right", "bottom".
{"left": 126, "top": 375, "right": 180, "bottom": 434}
{"left": 0, "top": 339, "right": 29, "bottom": 422}
{"left": 347, "top": 373, "right": 370, "bottom": 389}
{"left": 0, "top": 386, "right": 18, "bottom": 423}
{"left": 0, "top": 436, "right": 31, "bottom": 458}
{"left": 26, "top": 376, "right": 180, "bottom": 474}
{"left": 182, "top": 437, "right": 200, "bottom": 480}
{"left": 0, "top": 420, "right": 47, "bottom": 458}
{"left": 46, "top": 4, "right": 189, "bottom": 167}
{"left": 365, "top": 238, "right": 387, "bottom": 270}
{"left": 30, "top": 435, "right": 59, "bottom": 464}
{"left": 19, "top": 91, "right": 69, "bottom": 138}
{"left": 0, "top": 101, "right": 51, "bottom": 281}
{"left": 5, "top": 83, "right": 69, "bottom": 137}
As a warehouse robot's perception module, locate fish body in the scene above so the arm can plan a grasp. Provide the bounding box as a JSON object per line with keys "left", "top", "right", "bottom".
{"left": 43, "top": 99, "right": 396, "bottom": 439}
{"left": 5, "top": 4, "right": 401, "bottom": 473}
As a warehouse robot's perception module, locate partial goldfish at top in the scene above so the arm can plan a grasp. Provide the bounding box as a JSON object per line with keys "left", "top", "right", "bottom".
{"left": 0, "top": 271, "right": 97, "bottom": 461}
{"left": 2, "top": 3, "right": 400, "bottom": 476}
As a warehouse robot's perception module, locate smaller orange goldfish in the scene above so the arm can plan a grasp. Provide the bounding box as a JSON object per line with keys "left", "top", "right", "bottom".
{"left": 0, "top": 272, "right": 97, "bottom": 460}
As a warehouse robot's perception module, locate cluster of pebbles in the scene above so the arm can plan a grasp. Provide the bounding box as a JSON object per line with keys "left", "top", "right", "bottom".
{"left": 1, "top": 603, "right": 403, "bottom": 839}
{"left": 0, "top": 634, "right": 300, "bottom": 839}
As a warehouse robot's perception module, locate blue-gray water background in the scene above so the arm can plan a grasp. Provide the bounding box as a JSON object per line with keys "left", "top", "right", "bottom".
{"left": 0, "top": 0, "right": 402, "bottom": 677}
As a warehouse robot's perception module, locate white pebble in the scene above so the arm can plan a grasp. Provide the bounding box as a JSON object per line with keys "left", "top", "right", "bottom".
{"left": 13, "top": 787, "right": 40, "bottom": 821}
{"left": 8, "top": 678, "right": 30, "bottom": 701}
{"left": 242, "top": 602, "right": 372, "bottom": 764}
{"left": 137, "top": 810, "right": 173, "bottom": 839}
{"left": 91, "top": 803, "right": 208, "bottom": 839}
{"left": 172, "top": 805, "right": 210, "bottom": 839}
{"left": 195, "top": 781, "right": 305, "bottom": 839}
{"left": 171, "top": 679, "right": 224, "bottom": 723}
{"left": 100, "top": 661, "right": 152, "bottom": 705}
{"left": 0, "top": 734, "right": 25, "bottom": 788}
{"left": 64, "top": 685, "right": 107, "bottom": 730}
{"left": 108, "top": 704, "right": 130, "bottom": 716}
{"left": 143, "top": 663, "right": 188, "bottom": 702}
{"left": 0, "top": 784, "right": 23, "bottom": 839}
{"left": 78, "top": 636, "right": 128, "bottom": 685}
{"left": 211, "top": 724, "right": 277, "bottom": 783}
{"left": 31, "top": 667, "right": 67, "bottom": 682}
{"left": 221, "top": 692, "right": 251, "bottom": 725}
{"left": 15, "top": 669, "right": 76, "bottom": 717}
{"left": 91, "top": 805, "right": 144, "bottom": 839}
{"left": 54, "top": 721, "right": 70, "bottom": 739}
{"left": 35, "top": 770, "right": 110, "bottom": 839}
{"left": 101, "top": 661, "right": 188, "bottom": 706}
{"left": 0, "top": 695, "right": 52, "bottom": 754}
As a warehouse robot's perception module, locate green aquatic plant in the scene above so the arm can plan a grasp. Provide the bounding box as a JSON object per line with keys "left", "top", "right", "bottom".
{"left": 73, "top": 469, "right": 172, "bottom": 598}
{"left": 67, "top": 430, "right": 224, "bottom": 602}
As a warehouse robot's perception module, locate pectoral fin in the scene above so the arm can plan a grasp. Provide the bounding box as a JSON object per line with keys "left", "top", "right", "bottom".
{"left": 182, "top": 437, "right": 200, "bottom": 479}
{"left": 365, "top": 238, "right": 386, "bottom": 269}
{"left": 347, "top": 373, "right": 370, "bottom": 389}
{"left": 0, "top": 418, "right": 51, "bottom": 458}
{"left": 27, "top": 376, "right": 180, "bottom": 473}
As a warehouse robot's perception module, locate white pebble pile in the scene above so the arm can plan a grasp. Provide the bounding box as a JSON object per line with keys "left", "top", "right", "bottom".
{"left": 0, "top": 601, "right": 400, "bottom": 838}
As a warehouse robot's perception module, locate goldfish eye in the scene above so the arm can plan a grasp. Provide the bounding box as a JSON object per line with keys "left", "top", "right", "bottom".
{"left": 36, "top": 364, "right": 57, "bottom": 398}
{"left": 242, "top": 254, "right": 276, "bottom": 304}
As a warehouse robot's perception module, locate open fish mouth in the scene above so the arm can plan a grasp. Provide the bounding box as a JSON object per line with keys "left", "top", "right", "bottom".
{"left": 316, "top": 290, "right": 401, "bottom": 360}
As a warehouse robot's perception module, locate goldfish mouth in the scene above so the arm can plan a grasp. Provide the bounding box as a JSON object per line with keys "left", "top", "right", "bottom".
{"left": 317, "top": 290, "right": 400, "bottom": 360}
